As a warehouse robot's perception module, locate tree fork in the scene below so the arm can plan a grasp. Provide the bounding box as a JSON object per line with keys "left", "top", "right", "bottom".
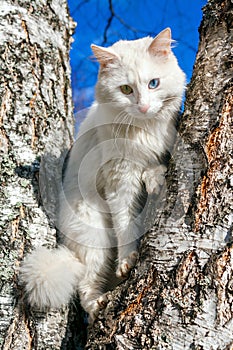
{"left": 86, "top": 0, "right": 233, "bottom": 348}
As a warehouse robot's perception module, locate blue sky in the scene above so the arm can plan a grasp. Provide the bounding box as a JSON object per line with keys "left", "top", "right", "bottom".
{"left": 67, "top": 0, "right": 207, "bottom": 117}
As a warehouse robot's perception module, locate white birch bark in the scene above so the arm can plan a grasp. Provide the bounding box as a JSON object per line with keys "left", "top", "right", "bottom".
{"left": 0, "top": 1, "right": 76, "bottom": 348}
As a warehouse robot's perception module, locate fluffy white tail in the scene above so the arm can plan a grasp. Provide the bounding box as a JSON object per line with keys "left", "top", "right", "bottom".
{"left": 20, "top": 246, "right": 84, "bottom": 308}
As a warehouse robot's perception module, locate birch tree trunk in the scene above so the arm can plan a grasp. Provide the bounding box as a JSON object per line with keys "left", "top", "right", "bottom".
{"left": 0, "top": 1, "right": 77, "bottom": 349}
{"left": 86, "top": 0, "right": 233, "bottom": 348}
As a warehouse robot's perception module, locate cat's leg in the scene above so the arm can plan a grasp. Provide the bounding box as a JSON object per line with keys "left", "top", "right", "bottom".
{"left": 76, "top": 246, "right": 117, "bottom": 322}
{"left": 106, "top": 181, "right": 143, "bottom": 279}
{"left": 63, "top": 239, "right": 117, "bottom": 321}
{"left": 111, "top": 164, "right": 166, "bottom": 279}
{"left": 60, "top": 198, "right": 117, "bottom": 321}
{"left": 113, "top": 215, "right": 139, "bottom": 279}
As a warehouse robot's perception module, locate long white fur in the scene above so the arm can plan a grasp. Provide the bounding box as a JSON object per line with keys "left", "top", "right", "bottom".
{"left": 20, "top": 246, "right": 84, "bottom": 308}
{"left": 20, "top": 28, "right": 186, "bottom": 321}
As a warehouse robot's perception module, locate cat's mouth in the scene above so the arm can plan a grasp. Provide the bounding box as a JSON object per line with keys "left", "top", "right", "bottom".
{"left": 128, "top": 95, "right": 180, "bottom": 120}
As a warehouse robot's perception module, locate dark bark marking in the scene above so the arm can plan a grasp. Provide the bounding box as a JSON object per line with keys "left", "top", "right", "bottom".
{"left": 194, "top": 86, "right": 233, "bottom": 233}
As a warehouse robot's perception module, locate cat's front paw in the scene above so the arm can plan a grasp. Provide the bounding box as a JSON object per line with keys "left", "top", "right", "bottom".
{"left": 142, "top": 164, "right": 167, "bottom": 194}
{"left": 88, "top": 293, "right": 108, "bottom": 323}
{"left": 116, "top": 251, "right": 138, "bottom": 278}
{"left": 97, "top": 293, "right": 108, "bottom": 310}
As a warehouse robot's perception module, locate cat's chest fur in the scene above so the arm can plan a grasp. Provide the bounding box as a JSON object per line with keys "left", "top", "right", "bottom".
{"left": 95, "top": 111, "right": 171, "bottom": 173}
{"left": 89, "top": 106, "right": 172, "bottom": 200}
{"left": 96, "top": 109, "right": 169, "bottom": 159}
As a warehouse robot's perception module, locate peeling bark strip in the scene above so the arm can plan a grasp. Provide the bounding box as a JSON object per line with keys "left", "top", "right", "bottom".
{"left": 0, "top": 1, "right": 77, "bottom": 349}
{"left": 195, "top": 87, "right": 233, "bottom": 233}
{"left": 87, "top": 0, "right": 233, "bottom": 349}
{"left": 215, "top": 245, "right": 233, "bottom": 326}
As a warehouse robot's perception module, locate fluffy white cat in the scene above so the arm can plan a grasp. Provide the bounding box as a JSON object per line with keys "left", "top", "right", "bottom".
{"left": 20, "top": 28, "right": 186, "bottom": 321}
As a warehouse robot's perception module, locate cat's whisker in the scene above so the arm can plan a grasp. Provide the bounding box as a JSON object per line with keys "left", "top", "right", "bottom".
{"left": 162, "top": 96, "right": 176, "bottom": 102}
{"left": 113, "top": 111, "right": 127, "bottom": 137}
{"left": 112, "top": 111, "right": 131, "bottom": 155}
{"left": 116, "top": 112, "right": 134, "bottom": 156}
{"left": 126, "top": 115, "right": 135, "bottom": 149}
{"left": 162, "top": 96, "right": 182, "bottom": 103}
{"left": 124, "top": 116, "right": 131, "bottom": 145}
{"left": 118, "top": 112, "right": 131, "bottom": 130}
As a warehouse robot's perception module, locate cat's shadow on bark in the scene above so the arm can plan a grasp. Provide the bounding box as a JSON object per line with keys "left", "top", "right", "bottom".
{"left": 39, "top": 150, "right": 89, "bottom": 349}
{"left": 15, "top": 149, "right": 88, "bottom": 349}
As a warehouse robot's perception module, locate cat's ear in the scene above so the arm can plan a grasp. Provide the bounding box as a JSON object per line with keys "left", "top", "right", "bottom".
{"left": 148, "top": 28, "right": 172, "bottom": 57}
{"left": 91, "top": 44, "right": 119, "bottom": 66}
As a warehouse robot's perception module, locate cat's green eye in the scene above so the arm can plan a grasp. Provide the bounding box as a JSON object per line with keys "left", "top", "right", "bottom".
{"left": 148, "top": 78, "right": 160, "bottom": 89}
{"left": 120, "top": 85, "right": 133, "bottom": 95}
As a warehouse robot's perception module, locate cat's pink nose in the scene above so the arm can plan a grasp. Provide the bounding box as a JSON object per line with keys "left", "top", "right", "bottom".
{"left": 139, "top": 104, "right": 150, "bottom": 114}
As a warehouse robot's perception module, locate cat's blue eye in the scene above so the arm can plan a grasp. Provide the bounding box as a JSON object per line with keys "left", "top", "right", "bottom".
{"left": 148, "top": 78, "right": 160, "bottom": 89}
{"left": 120, "top": 85, "right": 133, "bottom": 95}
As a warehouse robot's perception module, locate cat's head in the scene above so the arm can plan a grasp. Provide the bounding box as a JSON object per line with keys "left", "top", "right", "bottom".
{"left": 91, "top": 28, "right": 186, "bottom": 120}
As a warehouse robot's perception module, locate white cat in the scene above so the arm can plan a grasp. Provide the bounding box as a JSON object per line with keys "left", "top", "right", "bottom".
{"left": 20, "top": 28, "right": 185, "bottom": 322}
